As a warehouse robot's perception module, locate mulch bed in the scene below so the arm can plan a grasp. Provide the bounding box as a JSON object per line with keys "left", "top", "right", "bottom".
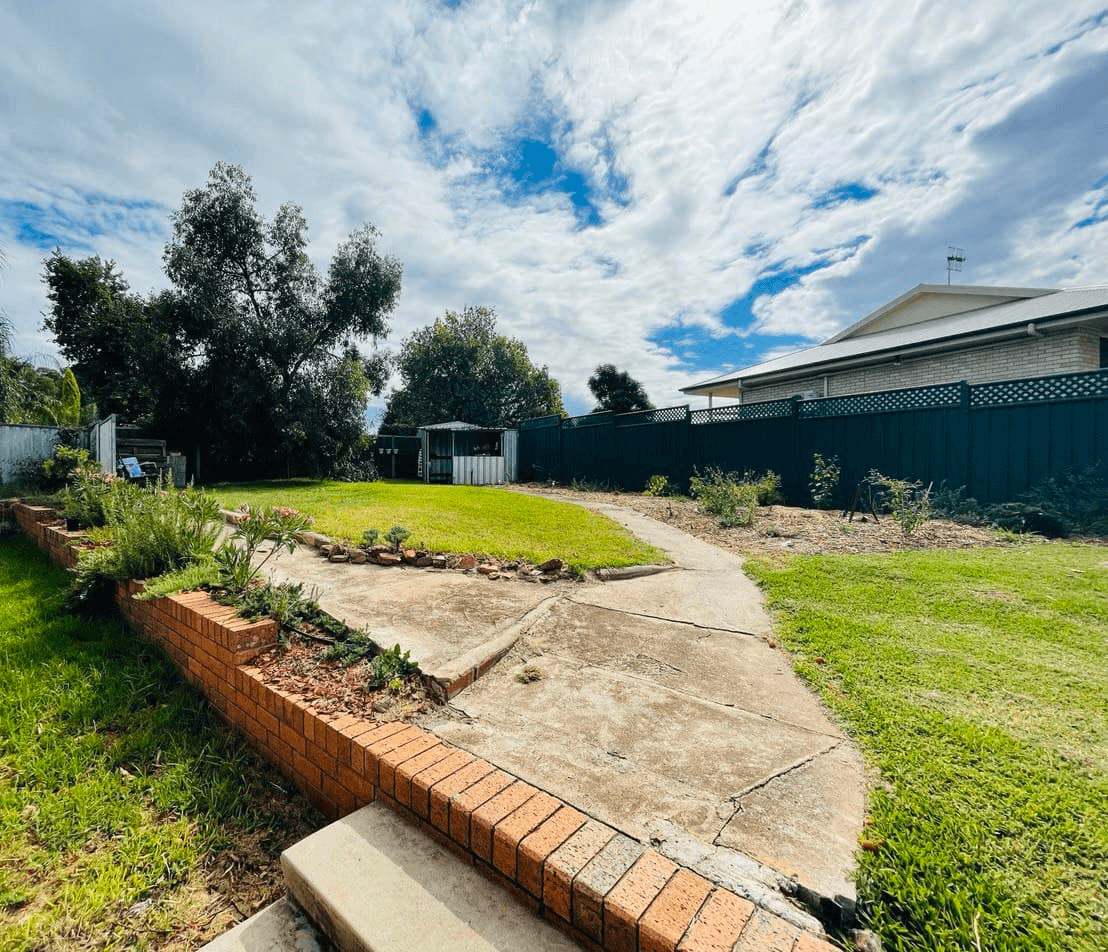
{"left": 514, "top": 484, "right": 1009, "bottom": 557}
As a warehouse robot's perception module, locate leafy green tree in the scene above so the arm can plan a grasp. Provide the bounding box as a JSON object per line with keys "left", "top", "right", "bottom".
{"left": 41, "top": 163, "right": 403, "bottom": 480}
{"left": 382, "top": 306, "right": 564, "bottom": 430}
{"left": 41, "top": 252, "right": 175, "bottom": 422}
{"left": 0, "top": 361, "right": 88, "bottom": 426}
{"left": 587, "top": 363, "right": 653, "bottom": 414}
{"left": 161, "top": 162, "right": 401, "bottom": 478}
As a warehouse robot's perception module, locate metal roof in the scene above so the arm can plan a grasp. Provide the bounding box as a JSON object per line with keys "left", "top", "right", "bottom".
{"left": 418, "top": 421, "right": 483, "bottom": 430}
{"left": 682, "top": 285, "right": 1108, "bottom": 395}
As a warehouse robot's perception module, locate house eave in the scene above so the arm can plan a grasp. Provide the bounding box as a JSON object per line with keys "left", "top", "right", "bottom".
{"left": 682, "top": 308, "right": 1108, "bottom": 397}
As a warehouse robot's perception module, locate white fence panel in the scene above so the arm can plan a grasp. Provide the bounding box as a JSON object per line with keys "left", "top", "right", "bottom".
{"left": 454, "top": 455, "right": 506, "bottom": 485}
{"left": 0, "top": 417, "right": 116, "bottom": 483}
{"left": 0, "top": 425, "right": 60, "bottom": 483}
{"left": 89, "top": 415, "right": 116, "bottom": 473}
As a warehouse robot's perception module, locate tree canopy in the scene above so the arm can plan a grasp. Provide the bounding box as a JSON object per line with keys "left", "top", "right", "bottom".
{"left": 587, "top": 363, "right": 653, "bottom": 414}
{"left": 382, "top": 306, "right": 564, "bottom": 430}
{"left": 42, "top": 163, "right": 402, "bottom": 480}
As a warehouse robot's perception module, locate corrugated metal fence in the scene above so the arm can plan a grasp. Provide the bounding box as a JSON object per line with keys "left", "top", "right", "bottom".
{"left": 0, "top": 415, "right": 117, "bottom": 484}
{"left": 519, "top": 368, "right": 1108, "bottom": 506}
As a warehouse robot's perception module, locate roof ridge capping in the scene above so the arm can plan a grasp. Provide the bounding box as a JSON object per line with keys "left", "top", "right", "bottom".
{"left": 826, "top": 283, "right": 1059, "bottom": 344}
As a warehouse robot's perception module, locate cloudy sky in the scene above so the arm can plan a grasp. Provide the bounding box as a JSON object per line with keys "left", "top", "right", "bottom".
{"left": 2, "top": 1, "right": 1107, "bottom": 418}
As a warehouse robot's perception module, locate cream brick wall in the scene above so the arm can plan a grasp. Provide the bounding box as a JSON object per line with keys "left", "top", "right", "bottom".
{"left": 740, "top": 330, "right": 1102, "bottom": 404}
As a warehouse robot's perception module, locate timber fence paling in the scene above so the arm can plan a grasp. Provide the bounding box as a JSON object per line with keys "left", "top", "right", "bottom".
{"left": 517, "top": 368, "right": 1108, "bottom": 506}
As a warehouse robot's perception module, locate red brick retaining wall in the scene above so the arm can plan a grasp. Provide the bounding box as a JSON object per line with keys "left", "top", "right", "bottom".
{"left": 8, "top": 501, "right": 834, "bottom": 952}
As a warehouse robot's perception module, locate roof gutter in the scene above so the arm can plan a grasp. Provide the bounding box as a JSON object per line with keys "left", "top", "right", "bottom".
{"left": 686, "top": 310, "right": 1106, "bottom": 394}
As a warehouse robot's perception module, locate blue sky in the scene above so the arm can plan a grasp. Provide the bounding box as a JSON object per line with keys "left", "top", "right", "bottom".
{"left": 1, "top": 1, "right": 1107, "bottom": 417}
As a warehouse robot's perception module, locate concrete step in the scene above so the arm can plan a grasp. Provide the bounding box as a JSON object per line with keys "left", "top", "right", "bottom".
{"left": 281, "top": 802, "right": 579, "bottom": 952}
{"left": 200, "top": 895, "right": 331, "bottom": 952}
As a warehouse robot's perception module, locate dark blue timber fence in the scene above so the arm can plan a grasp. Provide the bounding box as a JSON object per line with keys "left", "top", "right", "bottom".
{"left": 518, "top": 368, "right": 1108, "bottom": 507}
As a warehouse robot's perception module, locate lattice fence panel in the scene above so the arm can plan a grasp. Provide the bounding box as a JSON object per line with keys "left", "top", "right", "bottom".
{"left": 690, "top": 399, "right": 794, "bottom": 425}
{"left": 615, "top": 405, "right": 689, "bottom": 426}
{"left": 970, "top": 369, "right": 1108, "bottom": 407}
{"left": 564, "top": 411, "right": 615, "bottom": 429}
{"left": 798, "top": 383, "right": 963, "bottom": 419}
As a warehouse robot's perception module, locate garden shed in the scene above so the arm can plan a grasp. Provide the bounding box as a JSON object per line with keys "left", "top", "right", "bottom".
{"left": 417, "top": 421, "right": 518, "bottom": 485}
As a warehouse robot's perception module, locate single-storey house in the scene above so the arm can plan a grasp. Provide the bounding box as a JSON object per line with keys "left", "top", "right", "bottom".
{"left": 682, "top": 284, "right": 1108, "bottom": 405}
{"left": 417, "top": 421, "right": 519, "bottom": 485}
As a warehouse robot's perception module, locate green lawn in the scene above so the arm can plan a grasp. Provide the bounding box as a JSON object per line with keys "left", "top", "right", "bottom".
{"left": 745, "top": 543, "right": 1108, "bottom": 952}
{"left": 0, "top": 535, "right": 319, "bottom": 951}
{"left": 207, "top": 479, "right": 664, "bottom": 572}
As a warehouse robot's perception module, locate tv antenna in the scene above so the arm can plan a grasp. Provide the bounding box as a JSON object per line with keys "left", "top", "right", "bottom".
{"left": 946, "top": 246, "right": 965, "bottom": 284}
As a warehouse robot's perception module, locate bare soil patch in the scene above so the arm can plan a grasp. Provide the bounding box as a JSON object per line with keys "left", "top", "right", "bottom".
{"left": 513, "top": 483, "right": 1005, "bottom": 557}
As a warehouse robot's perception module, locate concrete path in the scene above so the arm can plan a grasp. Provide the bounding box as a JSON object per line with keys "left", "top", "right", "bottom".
{"left": 260, "top": 499, "right": 865, "bottom": 920}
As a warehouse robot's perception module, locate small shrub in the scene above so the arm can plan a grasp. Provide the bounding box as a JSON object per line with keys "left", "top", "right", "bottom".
{"left": 68, "top": 480, "right": 224, "bottom": 614}
{"left": 985, "top": 501, "right": 1069, "bottom": 538}
{"left": 643, "top": 474, "right": 673, "bottom": 497}
{"left": 370, "top": 644, "right": 417, "bottom": 685}
{"left": 41, "top": 444, "right": 91, "bottom": 491}
{"left": 327, "top": 628, "right": 380, "bottom": 666}
{"left": 809, "top": 453, "right": 841, "bottom": 509}
{"left": 742, "top": 470, "right": 782, "bottom": 505}
{"left": 385, "top": 525, "right": 410, "bottom": 552}
{"left": 931, "top": 483, "right": 988, "bottom": 526}
{"left": 1017, "top": 465, "right": 1108, "bottom": 535}
{"left": 516, "top": 664, "right": 543, "bottom": 683}
{"left": 689, "top": 466, "right": 758, "bottom": 527}
{"left": 868, "top": 470, "right": 932, "bottom": 533}
{"left": 214, "top": 505, "right": 313, "bottom": 591}
{"left": 570, "top": 478, "right": 618, "bottom": 493}
{"left": 61, "top": 468, "right": 118, "bottom": 529}
{"left": 362, "top": 528, "right": 380, "bottom": 546}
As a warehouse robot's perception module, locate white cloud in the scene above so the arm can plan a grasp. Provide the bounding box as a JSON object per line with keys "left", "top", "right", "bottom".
{"left": 1, "top": 0, "right": 1107, "bottom": 415}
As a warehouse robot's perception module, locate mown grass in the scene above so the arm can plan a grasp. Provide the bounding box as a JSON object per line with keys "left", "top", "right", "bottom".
{"left": 745, "top": 543, "right": 1108, "bottom": 952}
{"left": 0, "top": 535, "right": 319, "bottom": 951}
{"left": 208, "top": 479, "right": 664, "bottom": 572}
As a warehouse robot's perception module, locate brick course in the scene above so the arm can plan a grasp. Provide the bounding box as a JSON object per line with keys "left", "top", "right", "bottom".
{"left": 740, "top": 328, "right": 1099, "bottom": 404}
{"left": 8, "top": 500, "right": 838, "bottom": 952}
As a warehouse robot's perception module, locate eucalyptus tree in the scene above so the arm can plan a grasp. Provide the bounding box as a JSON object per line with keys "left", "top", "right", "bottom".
{"left": 41, "top": 163, "right": 403, "bottom": 479}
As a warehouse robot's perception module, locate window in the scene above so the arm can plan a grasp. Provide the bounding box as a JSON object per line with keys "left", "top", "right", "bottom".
{"left": 455, "top": 430, "right": 502, "bottom": 457}
{"left": 1101, "top": 337, "right": 1108, "bottom": 369}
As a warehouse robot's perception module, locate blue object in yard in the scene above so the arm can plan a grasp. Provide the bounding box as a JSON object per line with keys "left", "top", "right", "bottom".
{"left": 120, "top": 457, "right": 144, "bottom": 479}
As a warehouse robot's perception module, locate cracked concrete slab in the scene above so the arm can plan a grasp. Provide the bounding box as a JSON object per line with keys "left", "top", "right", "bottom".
{"left": 261, "top": 545, "right": 558, "bottom": 670}
{"left": 716, "top": 743, "right": 866, "bottom": 899}
{"left": 261, "top": 496, "right": 867, "bottom": 911}
{"left": 541, "top": 599, "right": 840, "bottom": 735}
{"left": 431, "top": 653, "right": 837, "bottom": 843}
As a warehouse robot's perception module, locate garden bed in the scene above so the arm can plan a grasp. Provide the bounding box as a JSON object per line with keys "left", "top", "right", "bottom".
{"left": 516, "top": 485, "right": 1019, "bottom": 556}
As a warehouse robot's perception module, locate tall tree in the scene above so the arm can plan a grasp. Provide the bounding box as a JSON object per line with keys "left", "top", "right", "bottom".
{"left": 587, "top": 364, "right": 653, "bottom": 414}
{"left": 42, "top": 163, "right": 403, "bottom": 479}
{"left": 161, "top": 162, "right": 401, "bottom": 478}
{"left": 382, "top": 306, "right": 564, "bottom": 430}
